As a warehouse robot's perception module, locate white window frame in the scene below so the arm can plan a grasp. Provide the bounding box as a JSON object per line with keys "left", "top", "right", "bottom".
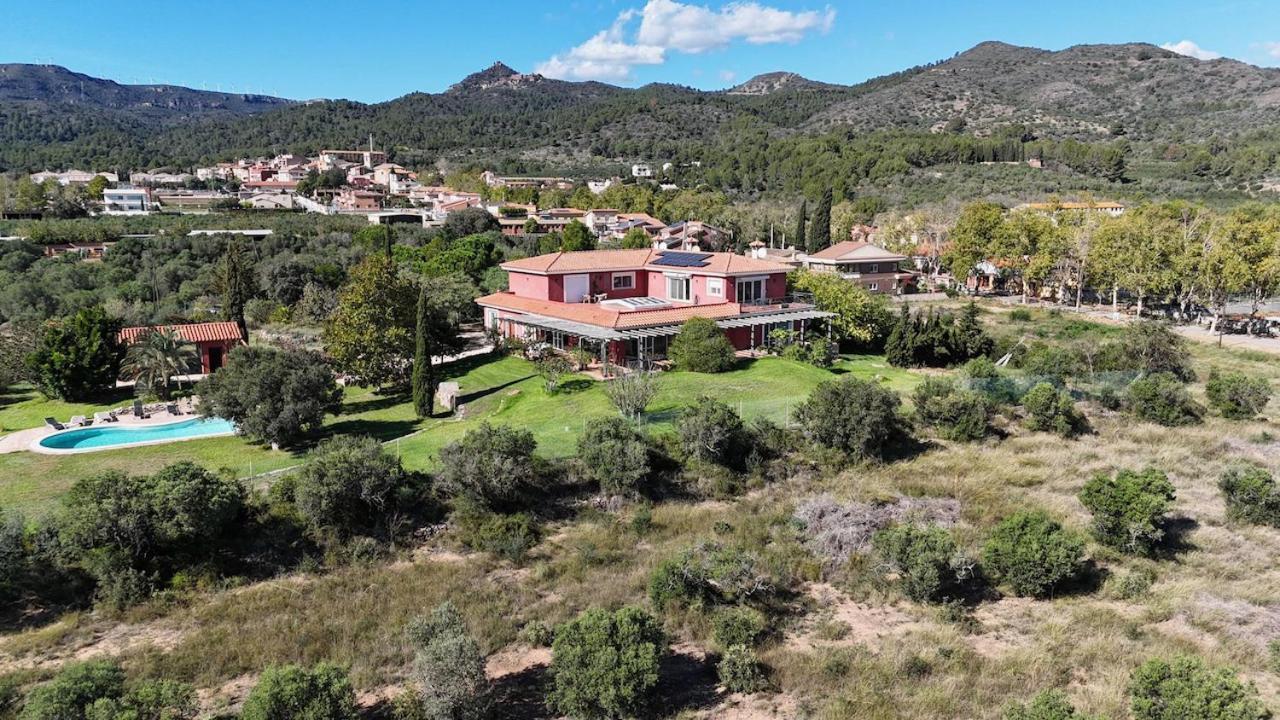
{"left": 869, "top": 263, "right": 879, "bottom": 273}
{"left": 707, "top": 277, "right": 724, "bottom": 297}
{"left": 867, "top": 282, "right": 878, "bottom": 291}
{"left": 612, "top": 272, "right": 635, "bottom": 290}
{"left": 666, "top": 274, "right": 691, "bottom": 302}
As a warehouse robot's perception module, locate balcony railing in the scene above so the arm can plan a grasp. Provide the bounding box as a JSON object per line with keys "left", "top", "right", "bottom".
{"left": 739, "top": 293, "right": 816, "bottom": 310}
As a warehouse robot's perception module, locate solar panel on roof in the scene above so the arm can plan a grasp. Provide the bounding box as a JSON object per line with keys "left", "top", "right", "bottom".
{"left": 652, "top": 251, "right": 712, "bottom": 268}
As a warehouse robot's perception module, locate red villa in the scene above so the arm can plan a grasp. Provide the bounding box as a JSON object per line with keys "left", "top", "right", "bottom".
{"left": 477, "top": 249, "right": 832, "bottom": 366}
{"left": 118, "top": 322, "right": 244, "bottom": 374}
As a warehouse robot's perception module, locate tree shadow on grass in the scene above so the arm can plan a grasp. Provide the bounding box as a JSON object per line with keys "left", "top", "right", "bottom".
{"left": 650, "top": 649, "right": 723, "bottom": 717}
{"left": 1154, "top": 515, "right": 1199, "bottom": 560}
{"left": 458, "top": 375, "right": 535, "bottom": 406}
{"left": 322, "top": 418, "right": 421, "bottom": 444}
{"left": 490, "top": 663, "right": 554, "bottom": 719}
{"left": 340, "top": 392, "right": 410, "bottom": 416}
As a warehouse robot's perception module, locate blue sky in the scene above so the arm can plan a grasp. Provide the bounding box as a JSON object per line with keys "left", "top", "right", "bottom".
{"left": 4, "top": 0, "right": 1279, "bottom": 103}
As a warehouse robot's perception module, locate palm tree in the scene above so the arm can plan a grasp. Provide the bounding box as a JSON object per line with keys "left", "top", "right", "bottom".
{"left": 122, "top": 328, "right": 197, "bottom": 399}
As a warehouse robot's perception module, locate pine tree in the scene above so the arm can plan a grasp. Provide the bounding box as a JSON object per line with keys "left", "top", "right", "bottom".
{"left": 885, "top": 304, "right": 913, "bottom": 367}
{"left": 809, "top": 188, "right": 833, "bottom": 253}
{"left": 412, "top": 284, "right": 435, "bottom": 418}
{"left": 794, "top": 199, "right": 807, "bottom": 252}
{"left": 218, "top": 235, "right": 258, "bottom": 343}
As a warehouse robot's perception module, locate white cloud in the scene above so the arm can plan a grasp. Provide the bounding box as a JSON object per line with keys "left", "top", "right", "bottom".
{"left": 1160, "top": 40, "right": 1222, "bottom": 61}
{"left": 1264, "top": 42, "right": 1280, "bottom": 60}
{"left": 719, "top": 69, "right": 737, "bottom": 83}
{"left": 537, "top": 0, "right": 835, "bottom": 82}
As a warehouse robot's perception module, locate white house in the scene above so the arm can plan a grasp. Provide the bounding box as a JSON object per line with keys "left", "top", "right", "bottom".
{"left": 101, "top": 188, "right": 153, "bottom": 215}
{"left": 631, "top": 164, "right": 652, "bottom": 178}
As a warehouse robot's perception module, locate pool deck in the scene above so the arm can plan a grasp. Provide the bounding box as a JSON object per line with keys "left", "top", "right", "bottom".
{"left": 0, "top": 409, "right": 207, "bottom": 455}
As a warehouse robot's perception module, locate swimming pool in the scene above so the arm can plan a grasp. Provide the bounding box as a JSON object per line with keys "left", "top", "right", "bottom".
{"left": 36, "top": 417, "right": 236, "bottom": 452}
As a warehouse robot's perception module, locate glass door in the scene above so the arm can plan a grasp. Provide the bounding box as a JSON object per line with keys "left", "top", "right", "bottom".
{"left": 736, "top": 278, "right": 764, "bottom": 304}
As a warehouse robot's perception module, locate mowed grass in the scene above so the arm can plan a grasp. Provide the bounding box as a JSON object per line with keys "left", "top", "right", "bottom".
{"left": 0, "top": 385, "right": 423, "bottom": 516}
{"left": 0, "top": 353, "right": 920, "bottom": 515}
{"left": 393, "top": 353, "right": 922, "bottom": 470}
{"left": 0, "top": 384, "right": 137, "bottom": 434}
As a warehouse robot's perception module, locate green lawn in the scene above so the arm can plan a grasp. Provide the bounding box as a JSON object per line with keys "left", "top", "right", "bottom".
{"left": 0, "top": 385, "right": 139, "bottom": 434}
{"left": 0, "top": 385, "right": 423, "bottom": 516}
{"left": 392, "top": 353, "right": 921, "bottom": 471}
{"left": 0, "top": 353, "right": 921, "bottom": 515}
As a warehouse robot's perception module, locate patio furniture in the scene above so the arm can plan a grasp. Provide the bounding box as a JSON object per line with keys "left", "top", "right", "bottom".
{"left": 44, "top": 417, "right": 65, "bottom": 431}
{"left": 166, "top": 403, "right": 180, "bottom": 416}
{"left": 68, "top": 415, "right": 87, "bottom": 427}
{"left": 132, "top": 400, "right": 149, "bottom": 419}
{"left": 93, "top": 411, "right": 113, "bottom": 424}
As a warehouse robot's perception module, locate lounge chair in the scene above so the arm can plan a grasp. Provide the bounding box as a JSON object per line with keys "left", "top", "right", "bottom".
{"left": 93, "top": 411, "right": 113, "bottom": 424}
{"left": 43, "top": 417, "right": 65, "bottom": 431}
{"left": 166, "top": 403, "right": 180, "bottom": 416}
{"left": 68, "top": 415, "right": 86, "bottom": 427}
{"left": 132, "top": 400, "right": 149, "bottom": 419}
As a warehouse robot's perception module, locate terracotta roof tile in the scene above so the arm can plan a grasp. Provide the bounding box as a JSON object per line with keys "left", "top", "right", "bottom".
{"left": 119, "top": 322, "right": 243, "bottom": 345}
{"left": 807, "top": 241, "right": 906, "bottom": 262}
{"left": 500, "top": 249, "right": 794, "bottom": 276}
{"left": 476, "top": 292, "right": 746, "bottom": 330}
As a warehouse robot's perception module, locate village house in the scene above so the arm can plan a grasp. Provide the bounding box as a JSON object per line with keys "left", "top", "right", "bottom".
{"left": 334, "top": 188, "right": 383, "bottom": 212}
{"left": 801, "top": 240, "right": 916, "bottom": 295}
{"left": 477, "top": 248, "right": 831, "bottom": 367}
{"left": 29, "top": 170, "right": 118, "bottom": 186}
{"left": 656, "top": 220, "right": 728, "bottom": 251}
{"left": 607, "top": 213, "right": 667, "bottom": 241}
{"left": 118, "top": 322, "right": 244, "bottom": 374}
{"left": 481, "top": 170, "right": 573, "bottom": 190}
{"left": 101, "top": 187, "right": 154, "bottom": 215}
{"left": 1016, "top": 200, "right": 1126, "bottom": 217}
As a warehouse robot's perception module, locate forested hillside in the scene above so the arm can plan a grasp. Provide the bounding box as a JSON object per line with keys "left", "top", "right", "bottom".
{"left": 3, "top": 43, "right": 1280, "bottom": 200}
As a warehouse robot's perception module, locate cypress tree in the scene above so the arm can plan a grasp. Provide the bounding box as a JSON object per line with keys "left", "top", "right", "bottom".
{"left": 219, "top": 235, "right": 258, "bottom": 343}
{"left": 809, "top": 188, "right": 833, "bottom": 254}
{"left": 794, "top": 199, "right": 807, "bottom": 251}
{"left": 885, "top": 304, "right": 913, "bottom": 367}
{"left": 412, "top": 284, "right": 435, "bottom": 418}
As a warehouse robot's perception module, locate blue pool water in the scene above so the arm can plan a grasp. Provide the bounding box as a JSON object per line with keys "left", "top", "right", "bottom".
{"left": 39, "top": 417, "right": 236, "bottom": 451}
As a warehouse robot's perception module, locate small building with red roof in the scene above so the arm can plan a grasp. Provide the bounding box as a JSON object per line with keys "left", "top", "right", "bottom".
{"left": 477, "top": 249, "right": 831, "bottom": 367}
{"left": 118, "top": 322, "right": 244, "bottom": 374}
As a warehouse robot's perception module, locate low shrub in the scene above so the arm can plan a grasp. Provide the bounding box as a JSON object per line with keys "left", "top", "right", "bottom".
{"left": 982, "top": 511, "right": 1086, "bottom": 598}
{"left": 1126, "top": 372, "right": 1203, "bottom": 426}
{"left": 577, "top": 417, "right": 650, "bottom": 496}
{"left": 407, "top": 602, "right": 490, "bottom": 720}
{"left": 517, "top": 620, "right": 555, "bottom": 647}
{"left": 717, "top": 645, "right": 767, "bottom": 693}
{"left": 18, "top": 660, "right": 125, "bottom": 720}
{"left": 1129, "top": 656, "right": 1267, "bottom": 720}
{"left": 1108, "top": 566, "right": 1157, "bottom": 600}
{"left": 872, "top": 524, "right": 969, "bottom": 603}
{"left": 676, "top": 396, "right": 748, "bottom": 467}
{"left": 913, "top": 377, "right": 992, "bottom": 441}
{"left": 535, "top": 354, "right": 573, "bottom": 394}
{"left": 240, "top": 663, "right": 358, "bottom": 720}
{"left": 649, "top": 543, "right": 775, "bottom": 611}
{"left": 1003, "top": 689, "right": 1092, "bottom": 720}
{"left": 1008, "top": 307, "right": 1033, "bottom": 322}
{"left": 793, "top": 494, "right": 961, "bottom": 567}
{"left": 1022, "top": 383, "right": 1088, "bottom": 437}
{"left": 293, "top": 435, "right": 412, "bottom": 542}
{"left": 1079, "top": 468, "right": 1176, "bottom": 556}
{"left": 711, "top": 606, "right": 768, "bottom": 649}
{"left": 669, "top": 317, "right": 736, "bottom": 373}
{"left": 1219, "top": 465, "right": 1280, "bottom": 527}
{"left": 1119, "top": 321, "right": 1195, "bottom": 382}
{"left": 1205, "top": 370, "right": 1272, "bottom": 420}
{"left": 437, "top": 423, "right": 538, "bottom": 509}
{"left": 793, "top": 377, "right": 909, "bottom": 461}
{"left": 963, "top": 357, "right": 1021, "bottom": 404}
{"left": 453, "top": 505, "right": 540, "bottom": 562}
{"left": 548, "top": 607, "right": 666, "bottom": 720}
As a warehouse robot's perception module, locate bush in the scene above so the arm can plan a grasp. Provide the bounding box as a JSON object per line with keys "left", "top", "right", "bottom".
{"left": 241, "top": 664, "right": 358, "bottom": 720}
{"left": 872, "top": 524, "right": 967, "bottom": 603}
{"left": 437, "top": 423, "right": 537, "bottom": 509}
{"left": 711, "top": 606, "right": 768, "bottom": 649}
{"left": 982, "top": 511, "right": 1085, "bottom": 598}
{"left": 453, "top": 505, "right": 540, "bottom": 562}
{"left": 669, "top": 317, "right": 735, "bottom": 373}
{"left": 963, "top": 357, "right": 1021, "bottom": 403}
{"left": 1017, "top": 343, "right": 1080, "bottom": 387}
{"left": 1108, "top": 566, "right": 1157, "bottom": 600}
{"left": 1022, "top": 383, "right": 1088, "bottom": 437}
{"left": 1126, "top": 372, "right": 1203, "bottom": 426}
{"left": 18, "top": 660, "right": 124, "bottom": 720}
{"left": 197, "top": 346, "right": 343, "bottom": 447}
{"left": 1205, "top": 371, "right": 1272, "bottom": 420}
{"left": 518, "top": 620, "right": 555, "bottom": 647}
{"left": 649, "top": 543, "right": 774, "bottom": 611}
{"left": 676, "top": 396, "right": 747, "bottom": 466}
{"left": 577, "top": 417, "right": 650, "bottom": 496}
{"left": 1003, "top": 689, "right": 1092, "bottom": 720}
{"left": 294, "top": 436, "right": 410, "bottom": 542}
{"left": 912, "top": 378, "right": 991, "bottom": 441}
{"left": 604, "top": 369, "right": 659, "bottom": 420}
{"left": 536, "top": 353, "right": 573, "bottom": 394}
{"left": 1129, "top": 656, "right": 1267, "bottom": 720}
{"left": 407, "top": 602, "right": 490, "bottom": 720}
{"left": 793, "top": 494, "right": 961, "bottom": 566}
{"left": 1219, "top": 465, "right": 1280, "bottom": 527}
{"left": 1079, "top": 468, "right": 1175, "bottom": 555}
{"left": 26, "top": 307, "right": 124, "bottom": 401}
{"left": 718, "top": 645, "right": 767, "bottom": 693}
{"left": 793, "top": 377, "right": 908, "bottom": 461}
{"left": 1120, "top": 321, "right": 1195, "bottom": 382}
{"left": 1008, "top": 308, "right": 1033, "bottom": 322}
{"left": 548, "top": 607, "right": 665, "bottom": 720}
{"left": 59, "top": 463, "right": 245, "bottom": 606}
